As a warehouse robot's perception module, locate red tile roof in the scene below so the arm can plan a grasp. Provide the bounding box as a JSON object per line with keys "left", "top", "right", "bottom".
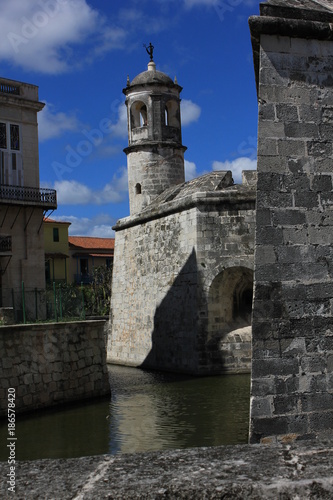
{"left": 44, "top": 217, "right": 71, "bottom": 225}
{"left": 68, "top": 236, "right": 115, "bottom": 251}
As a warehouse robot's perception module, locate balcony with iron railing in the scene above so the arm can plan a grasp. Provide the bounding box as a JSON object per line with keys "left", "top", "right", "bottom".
{"left": 0, "top": 185, "right": 57, "bottom": 209}
{"left": 0, "top": 81, "right": 20, "bottom": 96}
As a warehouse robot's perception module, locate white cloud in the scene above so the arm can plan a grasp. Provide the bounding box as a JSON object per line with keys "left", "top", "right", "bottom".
{"left": 109, "top": 104, "right": 128, "bottom": 138}
{"left": 0, "top": 0, "right": 126, "bottom": 74}
{"left": 212, "top": 157, "right": 257, "bottom": 183}
{"left": 54, "top": 214, "right": 116, "bottom": 237}
{"left": 38, "top": 102, "right": 80, "bottom": 141}
{"left": 181, "top": 99, "right": 201, "bottom": 126}
{"left": 185, "top": 160, "right": 197, "bottom": 181}
{"left": 54, "top": 167, "right": 128, "bottom": 205}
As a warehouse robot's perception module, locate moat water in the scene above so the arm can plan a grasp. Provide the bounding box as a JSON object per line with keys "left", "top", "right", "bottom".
{"left": 0, "top": 365, "right": 250, "bottom": 461}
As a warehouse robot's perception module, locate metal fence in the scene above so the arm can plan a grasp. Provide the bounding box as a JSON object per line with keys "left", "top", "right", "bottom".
{"left": 4, "top": 283, "right": 86, "bottom": 323}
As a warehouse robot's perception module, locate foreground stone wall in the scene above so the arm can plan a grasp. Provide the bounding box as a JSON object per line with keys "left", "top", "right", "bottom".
{"left": 2, "top": 438, "right": 332, "bottom": 499}
{"left": 249, "top": 5, "right": 333, "bottom": 443}
{"left": 0, "top": 320, "right": 110, "bottom": 416}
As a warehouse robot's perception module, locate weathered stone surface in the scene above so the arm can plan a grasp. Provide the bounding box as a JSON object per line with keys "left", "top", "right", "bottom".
{"left": 1, "top": 439, "right": 333, "bottom": 499}
{"left": 249, "top": 0, "right": 333, "bottom": 442}
{"left": 0, "top": 321, "right": 110, "bottom": 416}
{"left": 108, "top": 174, "right": 256, "bottom": 375}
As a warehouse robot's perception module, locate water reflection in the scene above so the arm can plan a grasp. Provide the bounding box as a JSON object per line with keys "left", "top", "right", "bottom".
{"left": 109, "top": 366, "right": 250, "bottom": 454}
{"left": 0, "top": 365, "right": 250, "bottom": 461}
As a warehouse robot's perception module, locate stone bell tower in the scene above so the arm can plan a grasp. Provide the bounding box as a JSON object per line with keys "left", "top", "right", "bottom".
{"left": 123, "top": 50, "right": 186, "bottom": 215}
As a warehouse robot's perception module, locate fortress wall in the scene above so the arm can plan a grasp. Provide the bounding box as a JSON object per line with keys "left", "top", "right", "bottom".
{"left": 195, "top": 202, "right": 256, "bottom": 373}
{"left": 250, "top": 29, "right": 333, "bottom": 442}
{"left": 108, "top": 207, "right": 200, "bottom": 373}
{"left": 108, "top": 192, "right": 256, "bottom": 375}
{"left": 0, "top": 320, "right": 110, "bottom": 416}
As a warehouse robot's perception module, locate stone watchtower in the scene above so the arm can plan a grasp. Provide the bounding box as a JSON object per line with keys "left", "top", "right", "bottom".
{"left": 123, "top": 59, "right": 187, "bottom": 214}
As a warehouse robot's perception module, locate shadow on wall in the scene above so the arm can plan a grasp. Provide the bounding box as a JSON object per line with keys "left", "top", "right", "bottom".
{"left": 140, "top": 250, "right": 253, "bottom": 375}
{"left": 141, "top": 248, "right": 202, "bottom": 374}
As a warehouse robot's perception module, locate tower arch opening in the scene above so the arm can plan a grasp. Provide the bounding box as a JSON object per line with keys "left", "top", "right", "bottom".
{"left": 164, "top": 100, "right": 180, "bottom": 128}
{"left": 131, "top": 101, "right": 148, "bottom": 129}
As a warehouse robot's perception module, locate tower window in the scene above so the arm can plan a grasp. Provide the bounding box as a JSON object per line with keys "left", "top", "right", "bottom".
{"left": 131, "top": 101, "right": 148, "bottom": 129}
{"left": 135, "top": 183, "right": 142, "bottom": 195}
{"left": 140, "top": 105, "right": 147, "bottom": 127}
{"left": 165, "top": 100, "right": 180, "bottom": 128}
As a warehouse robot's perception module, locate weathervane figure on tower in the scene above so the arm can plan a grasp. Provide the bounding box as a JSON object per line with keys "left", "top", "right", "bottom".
{"left": 144, "top": 42, "right": 154, "bottom": 62}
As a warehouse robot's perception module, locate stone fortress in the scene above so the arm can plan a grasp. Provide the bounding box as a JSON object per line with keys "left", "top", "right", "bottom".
{"left": 108, "top": 0, "right": 333, "bottom": 445}
{"left": 107, "top": 58, "right": 257, "bottom": 376}
{"left": 3, "top": 2, "right": 333, "bottom": 497}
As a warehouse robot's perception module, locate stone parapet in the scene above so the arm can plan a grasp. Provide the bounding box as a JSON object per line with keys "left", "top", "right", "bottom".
{"left": 1, "top": 439, "right": 332, "bottom": 499}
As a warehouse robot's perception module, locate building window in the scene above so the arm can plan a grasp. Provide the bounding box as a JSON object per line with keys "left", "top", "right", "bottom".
{"left": 0, "top": 123, "right": 21, "bottom": 151}
{"left": 80, "top": 258, "right": 88, "bottom": 275}
{"left": 10, "top": 125, "right": 20, "bottom": 150}
{"left": 0, "top": 123, "right": 6, "bottom": 149}
{"left": 0, "top": 122, "right": 22, "bottom": 187}
{"left": 135, "top": 183, "right": 142, "bottom": 195}
{"left": 53, "top": 227, "right": 59, "bottom": 242}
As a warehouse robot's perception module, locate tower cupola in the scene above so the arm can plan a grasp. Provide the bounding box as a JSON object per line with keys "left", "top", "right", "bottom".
{"left": 123, "top": 50, "right": 186, "bottom": 215}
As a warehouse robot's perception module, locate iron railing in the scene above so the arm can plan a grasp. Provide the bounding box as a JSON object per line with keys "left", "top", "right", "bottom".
{"left": 0, "top": 185, "right": 57, "bottom": 208}
{"left": 0, "top": 82, "right": 20, "bottom": 95}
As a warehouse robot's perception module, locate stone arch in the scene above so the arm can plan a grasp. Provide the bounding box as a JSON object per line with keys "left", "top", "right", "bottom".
{"left": 165, "top": 100, "right": 180, "bottom": 128}
{"left": 131, "top": 101, "right": 148, "bottom": 129}
{"left": 207, "top": 266, "right": 253, "bottom": 341}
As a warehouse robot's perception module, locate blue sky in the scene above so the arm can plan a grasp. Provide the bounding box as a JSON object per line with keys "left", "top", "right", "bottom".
{"left": 0, "top": 0, "right": 260, "bottom": 236}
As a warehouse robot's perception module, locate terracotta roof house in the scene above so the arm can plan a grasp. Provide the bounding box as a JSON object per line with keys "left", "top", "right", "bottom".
{"left": 44, "top": 218, "right": 71, "bottom": 284}
{"left": 68, "top": 236, "right": 115, "bottom": 284}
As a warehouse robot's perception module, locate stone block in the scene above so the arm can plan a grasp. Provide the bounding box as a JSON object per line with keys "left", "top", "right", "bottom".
{"left": 252, "top": 358, "right": 299, "bottom": 378}
{"left": 259, "top": 102, "right": 275, "bottom": 121}
{"left": 276, "top": 104, "right": 298, "bottom": 122}
{"left": 278, "top": 139, "right": 306, "bottom": 157}
{"left": 284, "top": 122, "right": 318, "bottom": 139}
{"left": 311, "top": 174, "right": 332, "bottom": 192}
{"left": 301, "top": 393, "right": 333, "bottom": 413}
{"left": 261, "top": 35, "right": 291, "bottom": 54}
{"left": 273, "top": 395, "right": 299, "bottom": 415}
{"left": 307, "top": 140, "right": 332, "bottom": 157}
{"left": 258, "top": 121, "right": 285, "bottom": 139}
{"left": 251, "top": 397, "right": 273, "bottom": 418}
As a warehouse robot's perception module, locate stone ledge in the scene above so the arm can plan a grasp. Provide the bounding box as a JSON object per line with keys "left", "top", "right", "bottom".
{"left": 1, "top": 438, "right": 333, "bottom": 499}
{"left": 113, "top": 188, "right": 256, "bottom": 231}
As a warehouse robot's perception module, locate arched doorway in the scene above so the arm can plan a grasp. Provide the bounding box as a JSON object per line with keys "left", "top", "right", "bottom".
{"left": 206, "top": 267, "right": 253, "bottom": 372}
{"left": 208, "top": 266, "right": 253, "bottom": 339}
